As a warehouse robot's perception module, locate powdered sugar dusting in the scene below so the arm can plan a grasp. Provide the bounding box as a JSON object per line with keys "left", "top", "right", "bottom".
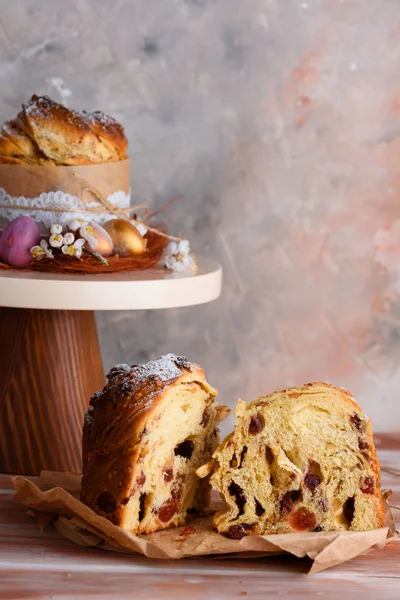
{"left": 89, "top": 111, "right": 117, "bottom": 127}
{"left": 130, "top": 353, "right": 194, "bottom": 384}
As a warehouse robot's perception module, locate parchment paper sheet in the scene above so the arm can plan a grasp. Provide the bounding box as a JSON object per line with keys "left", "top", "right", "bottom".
{"left": 13, "top": 471, "right": 397, "bottom": 574}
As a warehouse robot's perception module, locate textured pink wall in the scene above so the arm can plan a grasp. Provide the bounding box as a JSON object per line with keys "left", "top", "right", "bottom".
{"left": 1, "top": 0, "right": 399, "bottom": 432}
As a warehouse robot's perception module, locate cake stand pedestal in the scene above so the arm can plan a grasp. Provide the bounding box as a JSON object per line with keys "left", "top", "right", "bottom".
{"left": 0, "top": 258, "right": 221, "bottom": 475}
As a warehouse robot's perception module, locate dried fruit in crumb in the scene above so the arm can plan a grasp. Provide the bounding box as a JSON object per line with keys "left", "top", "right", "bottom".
{"left": 249, "top": 414, "right": 264, "bottom": 435}
{"left": 158, "top": 498, "right": 178, "bottom": 522}
{"left": 288, "top": 508, "right": 317, "bottom": 531}
{"left": 225, "top": 523, "right": 254, "bottom": 540}
{"left": 361, "top": 476, "right": 375, "bottom": 494}
{"left": 137, "top": 472, "right": 146, "bottom": 487}
{"left": 350, "top": 413, "right": 363, "bottom": 430}
{"left": 304, "top": 473, "right": 321, "bottom": 491}
{"left": 163, "top": 468, "right": 173, "bottom": 482}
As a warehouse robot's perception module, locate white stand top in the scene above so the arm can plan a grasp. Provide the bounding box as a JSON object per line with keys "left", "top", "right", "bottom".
{"left": 0, "top": 257, "right": 222, "bottom": 311}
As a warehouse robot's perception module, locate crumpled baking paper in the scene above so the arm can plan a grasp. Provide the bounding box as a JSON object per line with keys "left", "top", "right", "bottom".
{"left": 12, "top": 471, "right": 397, "bottom": 574}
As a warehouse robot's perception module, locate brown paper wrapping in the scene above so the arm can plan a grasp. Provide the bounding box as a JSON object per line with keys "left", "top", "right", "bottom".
{"left": 0, "top": 159, "right": 130, "bottom": 199}
{"left": 0, "top": 159, "right": 131, "bottom": 233}
{"left": 13, "top": 471, "right": 397, "bottom": 574}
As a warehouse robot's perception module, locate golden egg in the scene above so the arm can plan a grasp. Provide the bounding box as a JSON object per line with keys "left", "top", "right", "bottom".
{"left": 103, "top": 219, "right": 147, "bottom": 257}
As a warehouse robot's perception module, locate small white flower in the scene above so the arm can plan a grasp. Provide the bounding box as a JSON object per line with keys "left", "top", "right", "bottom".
{"left": 49, "top": 233, "right": 63, "bottom": 248}
{"left": 164, "top": 239, "right": 198, "bottom": 273}
{"left": 63, "top": 232, "right": 75, "bottom": 246}
{"left": 67, "top": 218, "right": 88, "bottom": 232}
{"left": 133, "top": 220, "right": 148, "bottom": 237}
{"left": 40, "top": 239, "right": 54, "bottom": 258}
{"left": 62, "top": 238, "right": 85, "bottom": 259}
{"left": 50, "top": 224, "right": 63, "bottom": 235}
{"left": 30, "top": 239, "right": 54, "bottom": 260}
{"left": 30, "top": 245, "right": 45, "bottom": 260}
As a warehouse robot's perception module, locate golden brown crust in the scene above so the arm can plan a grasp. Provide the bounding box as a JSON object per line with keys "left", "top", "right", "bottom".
{"left": 0, "top": 95, "right": 128, "bottom": 166}
{"left": 81, "top": 354, "right": 227, "bottom": 534}
{"left": 82, "top": 356, "right": 208, "bottom": 461}
{"left": 83, "top": 111, "right": 128, "bottom": 160}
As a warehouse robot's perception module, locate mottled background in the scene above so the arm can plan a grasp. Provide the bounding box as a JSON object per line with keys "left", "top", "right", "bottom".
{"left": 1, "top": 0, "right": 400, "bottom": 433}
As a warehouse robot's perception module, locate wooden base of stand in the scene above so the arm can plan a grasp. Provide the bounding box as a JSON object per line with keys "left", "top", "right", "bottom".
{"left": 0, "top": 308, "right": 105, "bottom": 475}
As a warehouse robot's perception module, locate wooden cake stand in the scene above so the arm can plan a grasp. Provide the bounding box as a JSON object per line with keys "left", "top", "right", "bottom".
{"left": 0, "top": 258, "right": 221, "bottom": 475}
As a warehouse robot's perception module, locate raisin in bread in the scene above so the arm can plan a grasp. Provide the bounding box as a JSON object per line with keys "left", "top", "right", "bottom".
{"left": 197, "top": 382, "right": 384, "bottom": 539}
{"left": 81, "top": 354, "right": 229, "bottom": 534}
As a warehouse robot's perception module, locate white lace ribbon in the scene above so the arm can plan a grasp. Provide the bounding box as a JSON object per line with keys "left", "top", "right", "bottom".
{"left": 0, "top": 187, "right": 131, "bottom": 230}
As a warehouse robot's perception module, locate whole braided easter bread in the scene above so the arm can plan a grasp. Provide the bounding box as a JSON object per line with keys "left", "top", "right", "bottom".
{"left": 0, "top": 95, "right": 128, "bottom": 165}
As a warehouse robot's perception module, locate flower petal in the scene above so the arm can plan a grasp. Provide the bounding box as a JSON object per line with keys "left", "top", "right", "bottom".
{"left": 63, "top": 232, "right": 75, "bottom": 245}
{"left": 49, "top": 233, "right": 63, "bottom": 248}
{"left": 178, "top": 240, "right": 190, "bottom": 255}
{"left": 30, "top": 246, "right": 44, "bottom": 260}
{"left": 68, "top": 218, "right": 87, "bottom": 232}
{"left": 50, "top": 224, "right": 63, "bottom": 235}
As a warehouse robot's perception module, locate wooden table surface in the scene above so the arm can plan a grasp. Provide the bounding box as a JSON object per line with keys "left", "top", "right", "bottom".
{"left": 1, "top": 434, "right": 399, "bottom": 600}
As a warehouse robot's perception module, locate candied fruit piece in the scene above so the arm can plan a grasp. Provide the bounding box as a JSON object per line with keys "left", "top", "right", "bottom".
{"left": 158, "top": 498, "right": 177, "bottom": 522}
{"left": 288, "top": 508, "right": 317, "bottom": 531}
